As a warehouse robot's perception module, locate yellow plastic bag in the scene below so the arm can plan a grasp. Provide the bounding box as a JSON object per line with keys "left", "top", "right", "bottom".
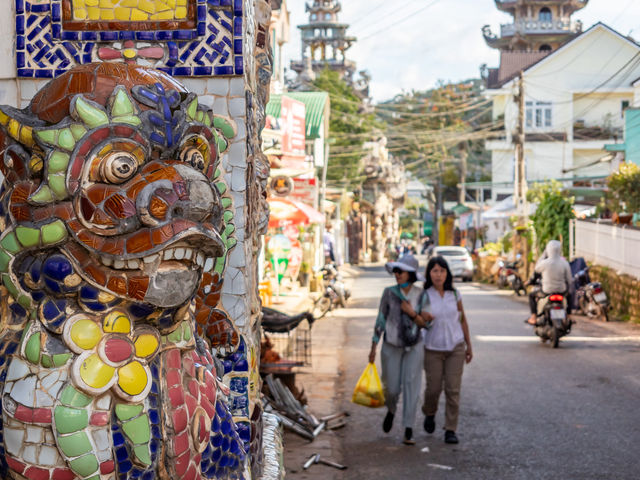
{"left": 352, "top": 362, "right": 385, "bottom": 408}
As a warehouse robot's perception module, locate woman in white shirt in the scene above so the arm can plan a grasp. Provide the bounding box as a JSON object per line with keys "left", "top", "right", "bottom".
{"left": 403, "top": 255, "right": 473, "bottom": 444}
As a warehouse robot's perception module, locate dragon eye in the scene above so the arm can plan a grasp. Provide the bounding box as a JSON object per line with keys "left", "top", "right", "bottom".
{"left": 101, "top": 152, "right": 138, "bottom": 184}
{"left": 181, "top": 148, "right": 206, "bottom": 171}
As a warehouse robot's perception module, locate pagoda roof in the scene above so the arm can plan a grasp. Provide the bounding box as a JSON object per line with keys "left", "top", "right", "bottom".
{"left": 495, "top": 0, "right": 588, "bottom": 15}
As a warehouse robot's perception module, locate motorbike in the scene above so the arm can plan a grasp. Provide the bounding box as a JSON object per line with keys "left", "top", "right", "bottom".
{"left": 497, "top": 257, "right": 526, "bottom": 295}
{"left": 311, "top": 263, "right": 351, "bottom": 319}
{"left": 574, "top": 267, "right": 610, "bottom": 322}
{"left": 528, "top": 273, "right": 572, "bottom": 348}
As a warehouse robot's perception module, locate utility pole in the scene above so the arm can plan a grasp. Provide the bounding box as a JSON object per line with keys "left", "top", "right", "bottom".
{"left": 513, "top": 72, "right": 528, "bottom": 225}
{"left": 458, "top": 143, "right": 467, "bottom": 205}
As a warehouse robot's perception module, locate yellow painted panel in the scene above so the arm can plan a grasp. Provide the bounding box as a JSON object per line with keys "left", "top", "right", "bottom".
{"left": 73, "top": 8, "right": 87, "bottom": 19}
{"left": 130, "top": 8, "right": 149, "bottom": 20}
{"left": 98, "top": 0, "right": 114, "bottom": 8}
{"left": 138, "top": 0, "right": 156, "bottom": 14}
{"left": 114, "top": 7, "right": 131, "bottom": 20}
{"left": 175, "top": 6, "right": 186, "bottom": 17}
{"left": 87, "top": 6, "right": 100, "bottom": 19}
{"left": 100, "top": 8, "right": 116, "bottom": 20}
{"left": 150, "top": 10, "right": 175, "bottom": 20}
{"left": 84, "top": 0, "right": 99, "bottom": 6}
{"left": 120, "top": 0, "right": 139, "bottom": 7}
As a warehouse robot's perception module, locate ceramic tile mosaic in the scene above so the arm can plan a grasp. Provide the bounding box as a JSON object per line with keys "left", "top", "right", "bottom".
{"left": 15, "top": 0, "right": 244, "bottom": 78}
{"left": 0, "top": 62, "right": 250, "bottom": 478}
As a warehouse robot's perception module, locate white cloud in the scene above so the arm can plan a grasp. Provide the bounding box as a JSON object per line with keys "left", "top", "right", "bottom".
{"left": 282, "top": 0, "right": 640, "bottom": 102}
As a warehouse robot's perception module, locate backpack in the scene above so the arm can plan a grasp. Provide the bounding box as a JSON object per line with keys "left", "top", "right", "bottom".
{"left": 392, "top": 287, "right": 430, "bottom": 347}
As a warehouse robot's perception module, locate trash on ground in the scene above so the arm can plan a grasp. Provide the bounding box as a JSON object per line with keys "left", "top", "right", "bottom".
{"left": 421, "top": 446, "right": 430, "bottom": 453}
{"left": 428, "top": 463, "right": 454, "bottom": 470}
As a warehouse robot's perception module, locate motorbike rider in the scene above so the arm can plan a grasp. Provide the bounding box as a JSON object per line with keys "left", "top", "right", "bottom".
{"left": 526, "top": 240, "right": 573, "bottom": 325}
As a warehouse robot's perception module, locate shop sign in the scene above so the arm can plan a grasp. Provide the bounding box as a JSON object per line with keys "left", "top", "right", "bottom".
{"left": 281, "top": 96, "right": 306, "bottom": 155}
{"left": 270, "top": 175, "right": 294, "bottom": 196}
{"left": 289, "top": 178, "right": 317, "bottom": 208}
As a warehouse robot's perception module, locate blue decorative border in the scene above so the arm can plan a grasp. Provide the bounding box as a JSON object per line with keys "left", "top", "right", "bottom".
{"left": 15, "top": 0, "right": 243, "bottom": 78}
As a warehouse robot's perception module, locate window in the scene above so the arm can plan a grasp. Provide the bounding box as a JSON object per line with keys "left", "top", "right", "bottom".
{"left": 622, "top": 100, "right": 630, "bottom": 118}
{"left": 525, "top": 101, "right": 552, "bottom": 128}
{"left": 325, "top": 13, "right": 332, "bottom": 20}
{"left": 311, "top": 13, "right": 317, "bottom": 20}
{"left": 539, "top": 7, "right": 552, "bottom": 23}
{"left": 539, "top": 44, "right": 552, "bottom": 52}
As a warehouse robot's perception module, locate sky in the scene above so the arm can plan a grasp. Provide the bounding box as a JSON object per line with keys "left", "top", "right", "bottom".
{"left": 282, "top": 0, "right": 640, "bottom": 102}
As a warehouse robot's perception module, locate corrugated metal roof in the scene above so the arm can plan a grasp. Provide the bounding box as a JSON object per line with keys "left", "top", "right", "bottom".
{"left": 266, "top": 92, "right": 330, "bottom": 139}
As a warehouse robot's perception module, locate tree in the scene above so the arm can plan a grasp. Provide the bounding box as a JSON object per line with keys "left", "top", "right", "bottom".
{"left": 606, "top": 163, "right": 640, "bottom": 214}
{"left": 527, "top": 181, "right": 575, "bottom": 257}
{"left": 311, "top": 69, "right": 381, "bottom": 188}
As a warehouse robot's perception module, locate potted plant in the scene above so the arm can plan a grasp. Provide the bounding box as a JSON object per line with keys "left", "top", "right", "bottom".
{"left": 606, "top": 163, "right": 640, "bottom": 225}
{"left": 298, "top": 261, "right": 311, "bottom": 287}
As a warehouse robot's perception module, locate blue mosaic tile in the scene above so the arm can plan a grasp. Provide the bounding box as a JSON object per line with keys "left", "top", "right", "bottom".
{"left": 18, "top": 0, "right": 243, "bottom": 77}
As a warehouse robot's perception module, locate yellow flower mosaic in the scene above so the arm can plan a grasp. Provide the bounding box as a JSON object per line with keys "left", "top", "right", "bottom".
{"left": 63, "top": 311, "right": 160, "bottom": 402}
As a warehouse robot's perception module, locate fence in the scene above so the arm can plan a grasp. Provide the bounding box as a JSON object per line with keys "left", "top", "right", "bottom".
{"left": 570, "top": 219, "right": 640, "bottom": 279}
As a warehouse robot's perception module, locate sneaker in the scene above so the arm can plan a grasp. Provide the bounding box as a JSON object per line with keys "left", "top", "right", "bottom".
{"left": 423, "top": 415, "right": 435, "bottom": 434}
{"left": 382, "top": 411, "right": 394, "bottom": 433}
{"left": 444, "top": 430, "right": 458, "bottom": 444}
{"left": 403, "top": 428, "right": 415, "bottom": 445}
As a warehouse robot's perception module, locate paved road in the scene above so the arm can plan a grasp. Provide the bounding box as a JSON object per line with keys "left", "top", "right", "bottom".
{"left": 334, "top": 264, "right": 640, "bottom": 480}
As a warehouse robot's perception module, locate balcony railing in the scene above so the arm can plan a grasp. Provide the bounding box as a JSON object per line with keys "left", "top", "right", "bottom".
{"left": 501, "top": 19, "right": 583, "bottom": 37}
{"left": 573, "top": 123, "right": 623, "bottom": 141}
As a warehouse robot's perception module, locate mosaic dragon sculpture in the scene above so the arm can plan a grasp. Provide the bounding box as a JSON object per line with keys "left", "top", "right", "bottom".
{"left": 0, "top": 63, "right": 248, "bottom": 479}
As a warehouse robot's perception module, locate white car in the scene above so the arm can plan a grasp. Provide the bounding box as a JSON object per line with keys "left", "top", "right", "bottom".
{"left": 429, "top": 246, "right": 474, "bottom": 282}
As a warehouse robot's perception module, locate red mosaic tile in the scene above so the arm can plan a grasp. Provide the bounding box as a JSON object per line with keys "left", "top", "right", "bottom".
{"left": 184, "top": 394, "right": 197, "bottom": 418}
{"left": 166, "top": 369, "right": 180, "bottom": 387}
{"left": 113, "top": 125, "right": 136, "bottom": 139}
{"left": 104, "top": 337, "right": 133, "bottom": 364}
{"left": 125, "top": 230, "right": 153, "bottom": 254}
{"left": 188, "top": 380, "right": 199, "bottom": 398}
{"left": 90, "top": 411, "right": 109, "bottom": 426}
{"left": 182, "top": 355, "right": 196, "bottom": 377}
{"left": 174, "top": 451, "right": 190, "bottom": 476}
{"left": 165, "top": 349, "right": 181, "bottom": 369}
{"left": 6, "top": 455, "right": 26, "bottom": 474}
{"left": 85, "top": 264, "right": 107, "bottom": 286}
{"left": 52, "top": 468, "right": 76, "bottom": 480}
{"left": 24, "top": 466, "right": 49, "bottom": 480}
{"left": 11, "top": 205, "right": 31, "bottom": 222}
{"left": 100, "top": 237, "right": 125, "bottom": 256}
{"left": 200, "top": 397, "right": 214, "bottom": 420}
{"left": 151, "top": 224, "right": 174, "bottom": 246}
{"left": 127, "top": 276, "right": 149, "bottom": 300}
{"left": 99, "top": 460, "right": 115, "bottom": 474}
{"left": 104, "top": 194, "right": 136, "bottom": 219}
{"left": 184, "top": 465, "right": 197, "bottom": 480}
{"left": 172, "top": 407, "right": 188, "bottom": 432}
{"left": 107, "top": 276, "right": 128, "bottom": 296}
{"left": 87, "top": 185, "right": 117, "bottom": 205}
{"left": 125, "top": 179, "right": 148, "bottom": 201}
{"left": 32, "top": 407, "right": 53, "bottom": 424}
{"left": 53, "top": 203, "right": 74, "bottom": 221}
{"left": 32, "top": 205, "right": 55, "bottom": 222}
{"left": 91, "top": 209, "right": 118, "bottom": 227}
{"left": 77, "top": 230, "right": 105, "bottom": 251}
{"left": 173, "top": 431, "right": 190, "bottom": 456}
{"left": 14, "top": 404, "right": 34, "bottom": 422}
{"left": 89, "top": 128, "right": 111, "bottom": 144}
{"left": 168, "top": 386, "right": 185, "bottom": 408}
{"left": 144, "top": 166, "right": 178, "bottom": 184}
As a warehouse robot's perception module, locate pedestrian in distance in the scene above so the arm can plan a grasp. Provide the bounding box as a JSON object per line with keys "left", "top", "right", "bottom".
{"left": 419, "top": 256, "right": 473, "bottom": 445}
{"left": 368, "top": 254, "right": 429, "bottom": 445}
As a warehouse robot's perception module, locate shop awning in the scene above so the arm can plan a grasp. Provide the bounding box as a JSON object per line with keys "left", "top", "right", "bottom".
{"left": 266, "top": 92, "right": 330, "bottom": 139}
{"left": 268, "top": 197, "right": 325, "bottom": 229}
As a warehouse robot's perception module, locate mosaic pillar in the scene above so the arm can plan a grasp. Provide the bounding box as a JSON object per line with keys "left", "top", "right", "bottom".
{"left": 0, "top": 0, "right": 274, "bottom": 478}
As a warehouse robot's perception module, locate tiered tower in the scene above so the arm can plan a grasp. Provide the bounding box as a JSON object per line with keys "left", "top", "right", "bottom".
{"left": 483, "top": 0, "right": 589, "bottom": 52}
{"left": 290, "top": 0, "right": 356, "bottom": 81}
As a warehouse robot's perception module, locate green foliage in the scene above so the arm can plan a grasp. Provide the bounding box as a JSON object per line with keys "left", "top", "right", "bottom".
{"left": 526, "top": 181, "right": 575, "bottom": 257}
{"left": 606, "top": 163, "right": 640, "bottom": 213}
{"left": 311, "top": 69, "right": 382, "bottom": 188}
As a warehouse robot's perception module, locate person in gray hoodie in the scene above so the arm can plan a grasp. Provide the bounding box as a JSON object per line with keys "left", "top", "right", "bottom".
{"left": 526, "top": 240, "right": 573, "bottom": 325}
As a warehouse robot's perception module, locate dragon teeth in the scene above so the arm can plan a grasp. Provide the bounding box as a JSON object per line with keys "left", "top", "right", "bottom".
{"left": 143, "top": 254, "right": 159, "bottom": 264}
{"left": 184, "top": 249, "right": 193, "bottom": 261}
{"left": 174, "top": 248, "right": 185, "bottom": 260}
{"left": 196, "top": 252, "right": 204, "bottom": 266}
{"left": 113, "top": 259, "right": 125, "bottom": 269}
{"left": 163, "top": 249, "right": 174, "bottom": 261}
{"left": 101, "top": 256, "right": 113, "bottom": 267}
{"left": 204, "top": 258, "right": 214, "bottom": 272}
{"left": 127, "top": 259, "right": 140, "bottom": 269}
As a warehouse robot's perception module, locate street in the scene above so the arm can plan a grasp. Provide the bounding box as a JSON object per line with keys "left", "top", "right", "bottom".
{"left": 326, "top": 264, "right": 640, "bottom": 480}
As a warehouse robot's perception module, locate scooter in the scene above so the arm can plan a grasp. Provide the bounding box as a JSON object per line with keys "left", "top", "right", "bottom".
{"left": 497, "top": 257, "right": 526, "bottom": 295}
{"left": 311, "top": 264, "right": 351, "bottom": 319}
{"left": 574, "top": 267, "right": 610, "bottom": 322}
{"left": 528, "top": 274, "right": 572, "bottom": 348}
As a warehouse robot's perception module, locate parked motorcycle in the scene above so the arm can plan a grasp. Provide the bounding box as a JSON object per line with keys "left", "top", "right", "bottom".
{"left": 497, "top": 257, "right": 526, "bottom": 295}
{"left": 311, "top": 263, "right": 351, "bottom": 319}
{"left": 574, "top": 267, "right": 610, "bottom": 322}
{"left": 528, "top": 274, "right": 572, "bottom": 348}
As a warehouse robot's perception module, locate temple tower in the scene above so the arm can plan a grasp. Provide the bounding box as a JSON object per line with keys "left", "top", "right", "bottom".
{"left": 483, "top": 0, "right": 588, "bottom": 52}
{"left": 290, "top": 0, "right": 356, "bottom": 81}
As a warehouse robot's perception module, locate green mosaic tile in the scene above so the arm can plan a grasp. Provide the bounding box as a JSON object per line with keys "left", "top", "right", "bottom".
{"left": 182, "top": 322, "right": 192, "bottom": 341}
{"left": 24, "top": 332, "right": 40, "bottom": 364}
{"left": 57, "top": 128, "right": 76, "bottom": 151}
{"left": 53, "top": 353, "right": 72, "bottom": 367}
{"left": 16, "top": 226, "right": 41, "bottom": 248}
{"left": 70, "top": 124, "right": 88, "bottom": 141}
{"left": 115, "top": 403, "right": 143, "bottom": 421}
{"left": 112, "top": 89, "right": 135, "bottom": 117}
{"left": 216, "top": 182, "right": 228, "bottom": 195}
{"left": 187, "top": 99, "right": 198, "bottom": 120}
{"left": 167, "top": 327, "right": 182, "bottom": 343}
{"left": 122, "top": 414, "right": 151, "bottom": 444}
{"left": 1, "top": 233, "right": 20, "bottom": 254}
{"left": 48, "top": 174, "right": 68, "bottom": 199}
{"left": 58, "top": 431, "right": 93, "bottom": 457}
{"left": 69, "top": 454, "right": 99, "bottom": 477}
{"left": 221, "top": 197, "right": 232, "bottom": 208}
{"left": 223, "top": 211, "right": 234, "bottom": 222}
{"left": 30, "top": 186, "right": 54, "bottom": 204}
{"left": 54, "top": 406, "right": 89, "bottom": 434}
{"left": 3, "top": 274, "right": 19, "bottom": 297}
{"left": 61, "top": 385, "right": 93, "bottom": 408}
{"left": 36, "top": 129, "right": 58, "bottom": 145}
{"left": 113, "top": 115, "right": 141, "bottom": 126}
{"left": 18, "top": 294, "right": 32, "bottom": 309}
{"left": 214, "top": 117, "right": 235, "bottom": 139}
{"left": 41, "top": 354, "right": 53, "bottom": 368}
{"left": 75, "top": 97, "right": 109, "bottom": 128}
{"left": 48, "top": 151, "right": 71, "bottom": 174}
{"left": 133, "top": 444, "right": 152, "bottom": 465}
{"left": 41, "top": 221, "right": 67, "bottom": 245}
{"left": 0, "top": 250, "right": 11, "bottom": 271}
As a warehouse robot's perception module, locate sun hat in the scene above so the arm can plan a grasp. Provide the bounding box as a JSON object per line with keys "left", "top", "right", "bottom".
{"left": 385, "top": 254, "right": 424, "bottom": 280}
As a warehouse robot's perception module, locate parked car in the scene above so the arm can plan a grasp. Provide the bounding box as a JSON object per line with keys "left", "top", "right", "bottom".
{"left": 428, "top": 246, "right": 474, "bottom": 282}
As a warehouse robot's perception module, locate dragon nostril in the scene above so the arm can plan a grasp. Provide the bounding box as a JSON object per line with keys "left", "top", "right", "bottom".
{"left": 173, "top": 206, "right": 184, "bottom": 217}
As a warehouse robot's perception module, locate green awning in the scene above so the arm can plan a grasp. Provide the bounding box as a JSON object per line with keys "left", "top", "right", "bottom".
{"left": 451, "top": 203, "right": 472, "bottom": 215}
{"left": 266, "top": 92, "right": 330, "bottom": 140}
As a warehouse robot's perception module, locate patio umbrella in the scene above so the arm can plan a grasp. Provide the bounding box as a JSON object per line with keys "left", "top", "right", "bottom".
{"left": 267, "top": 197, "right": 325, "bottom": 229}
